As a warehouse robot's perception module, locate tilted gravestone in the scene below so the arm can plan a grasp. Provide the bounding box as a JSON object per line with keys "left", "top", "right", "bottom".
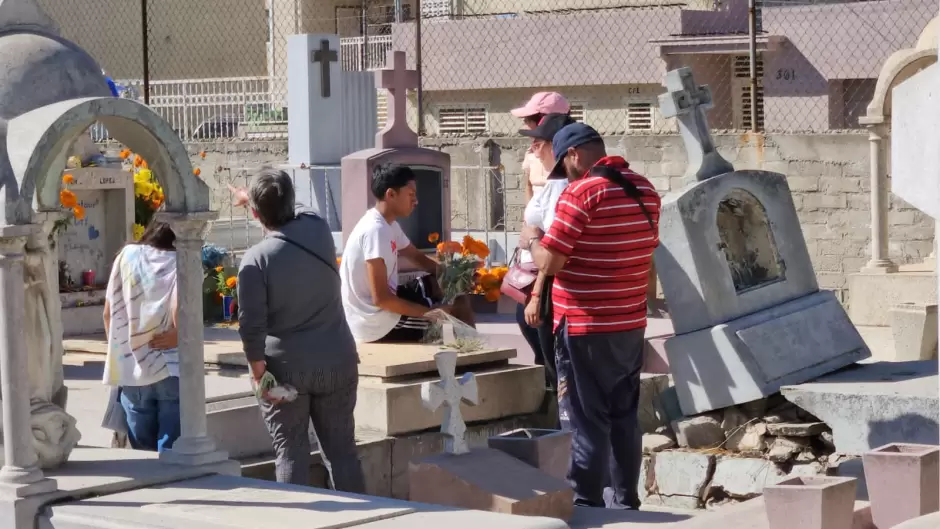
{"left": 654, "top": 67, "right": 870, "bottom": 416}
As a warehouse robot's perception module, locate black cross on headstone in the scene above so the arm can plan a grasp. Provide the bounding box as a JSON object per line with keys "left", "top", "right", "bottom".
{"left": 311, "top": 39, "right": 338, "bottom": 98}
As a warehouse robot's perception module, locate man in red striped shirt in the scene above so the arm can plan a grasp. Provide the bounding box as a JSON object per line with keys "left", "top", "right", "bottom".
{"left": 521, "top": 123, "right": 660, "bottom": 510}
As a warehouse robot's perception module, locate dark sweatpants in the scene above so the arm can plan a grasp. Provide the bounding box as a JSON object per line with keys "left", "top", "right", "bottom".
{"left": 258, "top": 361, "right": 365, "bottom": 492}
{"left": 555, "top": 317, "right": 645, "bottom": 509}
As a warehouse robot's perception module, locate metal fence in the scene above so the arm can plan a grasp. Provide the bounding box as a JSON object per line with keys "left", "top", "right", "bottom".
{"left": 41, "top": 0, "right": 936, "bottom": 140}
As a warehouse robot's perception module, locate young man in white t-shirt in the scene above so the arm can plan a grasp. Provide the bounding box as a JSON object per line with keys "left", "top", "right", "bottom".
{"left": 341, "top": 165, "right": 453, "bottom": 343}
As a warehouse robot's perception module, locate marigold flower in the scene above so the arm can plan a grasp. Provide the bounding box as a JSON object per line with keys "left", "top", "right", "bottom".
{"left": 215, "top": 266, "right": 224, "bottom": 273}
{"left": 193, "top": 168, "right": 202, "bottom": 177}
{"left": 59, "top": 189, "right": 78, "bottom": 208}
{"left": 200, "top": 151, "right": 207, "bottom": 159}
{"left": 478, "top": 272, "right": 500, "bottom": 291}
{"left": 132, "top": 223, "right": 145, "bottom": 241}
{"left": 493, "top": 266, "right": 509, "bottom": 280}
{"left": 225, "top": 276, "right": 237, "bottom": 289}
{"left": 62, "top": 173, "right": 75, "bottom": 185}
{"left": 133, "top": 155, "right": 143, "bottom": 167}
{"left": 428, "top": 232, "right": 440, "bottom": 243}
{"left": 119, "top": 149, "right": 131, "bottom": 160}
{"left": 484, "top": 288, "right": 501, "bottom": 302}
{"left": 71, "top": 205, "right": 85, "bottom": 221}
{"left": 141, "top": 160, "right": 148, "bottom": 169}
{"left": 437, "top": 241, "right": 462, "bottom": 255}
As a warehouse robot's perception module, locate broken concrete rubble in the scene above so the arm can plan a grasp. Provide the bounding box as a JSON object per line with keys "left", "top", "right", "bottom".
{"left": 707, "top": 457, "right": 786, "bottom": 500}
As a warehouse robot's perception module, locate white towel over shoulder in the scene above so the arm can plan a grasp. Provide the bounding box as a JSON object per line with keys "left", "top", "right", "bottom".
{"left": 102, "top": 245, "right": 179, "bottom": 387}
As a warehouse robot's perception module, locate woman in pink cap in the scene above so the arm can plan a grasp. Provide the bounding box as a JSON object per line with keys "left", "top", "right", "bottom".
{"left": 511, "top": 92, "right": 571, "bottom": 203}
{"left": 509, "top": 92, "right": 570, "bottom": 401}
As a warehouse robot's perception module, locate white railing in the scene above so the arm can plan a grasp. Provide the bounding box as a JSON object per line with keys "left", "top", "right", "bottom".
{"left": 340, "top": 35, "right": 394, "bottom": 72}
{"left": 93, "top": 36, "right": 393, "bottom": 143}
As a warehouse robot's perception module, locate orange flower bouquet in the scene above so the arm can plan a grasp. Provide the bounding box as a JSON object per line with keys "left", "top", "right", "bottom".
{"left": 474, "top": 266, "right": 509, "bottom": 303}
{"left": 435, "top": 234, "right": 490, "bottom": 303}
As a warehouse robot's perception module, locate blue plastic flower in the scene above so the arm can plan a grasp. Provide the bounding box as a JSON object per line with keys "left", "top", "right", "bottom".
{"left": 201, "top": 244, "right": 227, "bottom": 270}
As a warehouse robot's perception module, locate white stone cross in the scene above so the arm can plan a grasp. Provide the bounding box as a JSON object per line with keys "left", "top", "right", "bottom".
{"left": 420, "top": 351, "right": 479, "bottom": 455}
{"left": 658, "top": 67, "right": 734, "bottom": 182}
{"left": 311, "top": 39, "right": 338, "bottom": 99}
{"left": 375, "top": 50, "right": 419, "bottom": 149}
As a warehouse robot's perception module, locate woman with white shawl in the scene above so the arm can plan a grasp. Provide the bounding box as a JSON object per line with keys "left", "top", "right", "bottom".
{"left": 101, "top": 220, "right": 181, "bottom": 452}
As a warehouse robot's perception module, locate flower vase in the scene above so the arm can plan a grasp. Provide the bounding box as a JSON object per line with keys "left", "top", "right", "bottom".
{"left": 763, "top": 476, "right": 857, "bottom": 529}
{"left": 863, "top": 443, "right": 940, "bottom": 529}
{"left": 222, "top": 295, "right": 234, "bottom": 322}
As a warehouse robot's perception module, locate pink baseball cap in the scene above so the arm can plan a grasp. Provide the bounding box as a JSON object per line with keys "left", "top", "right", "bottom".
{"left": 511, "top": 92, "right": 570, "bottom": 118}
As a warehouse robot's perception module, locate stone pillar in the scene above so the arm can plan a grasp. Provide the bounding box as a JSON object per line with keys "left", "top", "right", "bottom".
{"left": 157, "top": 212, "right": 229, "bottom": 466}
{"left": 0, "top": 225, "right": 56, "bottom": 496}
{"left": 862, "top": 123, "right": 898, "bottom": 273}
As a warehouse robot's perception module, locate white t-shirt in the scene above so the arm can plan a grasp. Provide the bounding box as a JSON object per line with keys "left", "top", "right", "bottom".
{"left": 340, "top": 208, "right": 412, "bottom": 343}
{"left": 521, "top": 178, "right": 569, "bottom": 264}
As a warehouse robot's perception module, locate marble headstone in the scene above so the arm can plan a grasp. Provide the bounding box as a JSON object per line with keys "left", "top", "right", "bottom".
{"left": 340, "top": 51, "right": 451, "bottom": 257}
{"left": 655, "top": 69, "right": 870, "bottom": 416}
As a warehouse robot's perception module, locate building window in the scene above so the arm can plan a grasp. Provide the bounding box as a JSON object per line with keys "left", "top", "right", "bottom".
{"left": 437, "top": 106, "right": 488, "bottom": 134}
{"left": 626, "top": 102, "right": 654, "bottom": 131}
{"left": 732, "top": 55, "right": 765, "bottom": 130}
{"left": 569, "top": 104, "right": 586, "bottom": 123}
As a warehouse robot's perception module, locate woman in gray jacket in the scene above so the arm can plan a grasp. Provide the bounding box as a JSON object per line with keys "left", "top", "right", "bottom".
{"left": 233, "top": 168, "right": 364, "bottom": 490}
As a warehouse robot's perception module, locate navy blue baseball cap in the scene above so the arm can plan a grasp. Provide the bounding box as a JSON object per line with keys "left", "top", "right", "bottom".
{"left": 548, "top": 122, "right": 603, "bottom": 178}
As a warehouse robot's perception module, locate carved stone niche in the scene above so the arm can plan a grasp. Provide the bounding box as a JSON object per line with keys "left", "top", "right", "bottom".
{"left": 655, "top": 170, "right": 818, "bottom": 336}
{"left": 716, "top": 188, "right": 786, "bottom": 294}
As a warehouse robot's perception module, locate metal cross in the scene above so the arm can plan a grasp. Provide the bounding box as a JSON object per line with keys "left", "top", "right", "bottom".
{"left": 658, "top": 67, "right": 734, "bottom": 181}
{"left": 420, "top": 350, "right": 479, "bottom": 455}
{"left": 311, "top": 39, "right": 338, "bottom": 98}
{"left": 375, "top": 50, "right": 420, "bottom": 149}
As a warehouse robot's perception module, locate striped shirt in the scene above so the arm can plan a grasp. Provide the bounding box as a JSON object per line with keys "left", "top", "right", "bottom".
{"left": 541, "top": 156, "right": 661, "bottom": 335}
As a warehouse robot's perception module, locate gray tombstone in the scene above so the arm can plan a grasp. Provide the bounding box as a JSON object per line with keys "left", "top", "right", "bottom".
{"left": 655, "top": 69, "right": 870, "bottom": 416}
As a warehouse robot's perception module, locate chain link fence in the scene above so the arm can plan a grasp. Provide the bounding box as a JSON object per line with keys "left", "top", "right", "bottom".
{"left": 40, "top": 0, "right": 936, "bottom": 141}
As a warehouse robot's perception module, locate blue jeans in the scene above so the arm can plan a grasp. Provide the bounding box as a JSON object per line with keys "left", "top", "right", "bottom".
{"left": 555, "top": 318, "right": 645, "bottom": 509}
{"left": 120, "top": 376, "right": 181, "bottom": 453}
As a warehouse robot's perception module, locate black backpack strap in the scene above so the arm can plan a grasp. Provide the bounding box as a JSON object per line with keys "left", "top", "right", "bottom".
{"left": 589, "top": 164, "right": 655, "bottom": 229}
{"left": 270, "top": 235, "right": 339, "bottom": 276}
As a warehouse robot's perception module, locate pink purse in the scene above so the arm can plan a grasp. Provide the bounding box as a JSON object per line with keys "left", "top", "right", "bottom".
{"left": 500, "top": 248, "right": 539, "bottom": 305}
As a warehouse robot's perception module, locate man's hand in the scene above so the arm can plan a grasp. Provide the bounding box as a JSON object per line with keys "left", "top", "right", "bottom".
{"left": 524, "top": 297, "right": 542, "bottom": 327}
{"left": 149, "top": 329, "right": 179, "bottom": 350}
{"left": 228, "top": 184, "right": 250, "bottom": 208}
{"left": 425, "top": 304, "right": 452, "bottom": 320}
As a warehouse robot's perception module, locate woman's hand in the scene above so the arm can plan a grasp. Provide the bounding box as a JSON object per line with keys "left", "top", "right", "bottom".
{"left": 149, "top": 329, "right": 179, "bottom": 350}
{"left": 524, "top": 297, "right": 542, "bottom": 327}
{"left": 228, "top": 184, "right": 250, "bottom": 208}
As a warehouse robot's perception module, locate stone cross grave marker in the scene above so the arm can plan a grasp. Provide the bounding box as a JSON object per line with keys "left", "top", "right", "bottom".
{"left": 420, "top": 350, "right": 479, "bottom": 455}
{"left": 376, "top": 50, "right": 420, "bottom": 149}
{"left": 658, "top": 67, "right": 734, "bottom": 182}
{"left": 311, "top": 39, "right": 338, "bottom": 98}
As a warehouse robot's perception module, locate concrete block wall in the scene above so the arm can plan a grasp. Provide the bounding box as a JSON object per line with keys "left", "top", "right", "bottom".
{"left": 186, "top": 132, "right": 934, "bottom": 309}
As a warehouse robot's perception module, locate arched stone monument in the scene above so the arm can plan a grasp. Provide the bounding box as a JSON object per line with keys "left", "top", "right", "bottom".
{"left": 0, "top": 0, "right": 228, "bottom": 498}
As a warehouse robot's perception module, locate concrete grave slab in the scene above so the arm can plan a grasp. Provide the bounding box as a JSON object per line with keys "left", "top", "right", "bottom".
{"left": 41, "top": 473, "right": 417, "bottom": 529}
{"left": 356, "top": 509, "right": 569, "bottom": 529}
{"left": 408, "top": 447, "right": 574, "bottom": 520}
{"left": 666, "top": 290, "right": 869, "bottom": 415}
{"left": 357, "top": 364, "right": 545, "bottom": 436}
{"left": 357, "top": 342, "right": 516, "bottom": 379}
{"left": 781, "top": 361, "right": 939, "bottom": 454}
{"left": 663, "top": 497, "right": 875, "bottom": 529}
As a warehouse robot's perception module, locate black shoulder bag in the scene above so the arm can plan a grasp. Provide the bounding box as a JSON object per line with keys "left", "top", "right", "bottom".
{"left": 535, "top": 164, "right": 658, "bottom": 322}
{"left": 270, "top": 235, "right": 340, "bottom": 276}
